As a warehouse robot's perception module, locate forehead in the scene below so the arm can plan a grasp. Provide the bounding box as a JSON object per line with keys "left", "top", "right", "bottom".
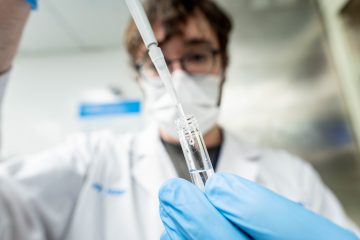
{"left": 153, "top": 10, "right": 219, "bottom": 57}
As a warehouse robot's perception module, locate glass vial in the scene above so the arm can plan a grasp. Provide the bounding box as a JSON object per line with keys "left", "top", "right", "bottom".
{"left": 175, "top": 115, "right": 214, "bottom": 191}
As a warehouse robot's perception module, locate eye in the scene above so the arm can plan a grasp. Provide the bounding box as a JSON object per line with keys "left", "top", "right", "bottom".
{"left": 187, "top": 52, "right": 210, "bottom": 64}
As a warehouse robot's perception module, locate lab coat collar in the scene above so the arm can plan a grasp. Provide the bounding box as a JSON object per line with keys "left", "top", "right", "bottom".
{"left": 216, "top": 129, "right": 262, "bottom": 182}
{"left": 131, "top": 125, "right": 263, "bottom": 195}
{"left": 131, "top": 124, "right": 177, "bottom": 195}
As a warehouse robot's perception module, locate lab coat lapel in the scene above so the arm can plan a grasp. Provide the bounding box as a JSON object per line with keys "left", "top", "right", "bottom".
{"left": 132, "top": 125, "right": 177, "bottom": 195}
{"left": 216, "top": 131, "right": 261, "bottom": 181}
{"left": 131, "top": 125, "right": 177, "bottom": 239}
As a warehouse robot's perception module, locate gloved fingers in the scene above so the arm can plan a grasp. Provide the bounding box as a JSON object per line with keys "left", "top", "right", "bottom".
{"left": 160, "top": 205, "right": 183, "bottom": 240}
{"left": 160, "top": 231, "right": 173, "bottom": 240}
{"left": 159, "top": 178, "right": 250, "bottom": 240}
{"left": 205, "top": 173, "right": 358, "bottom": 240}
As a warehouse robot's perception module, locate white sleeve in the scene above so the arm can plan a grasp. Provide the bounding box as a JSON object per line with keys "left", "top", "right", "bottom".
{"left": 0, "top": 133, "right": 93, "bottom": 240}
{"left": 302, "top": 163, "right": 360, "bottom": 236}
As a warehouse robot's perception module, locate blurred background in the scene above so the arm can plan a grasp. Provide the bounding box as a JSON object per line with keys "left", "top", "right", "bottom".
{"left": 3, "top": 0, "right": 360, "bottom": 224}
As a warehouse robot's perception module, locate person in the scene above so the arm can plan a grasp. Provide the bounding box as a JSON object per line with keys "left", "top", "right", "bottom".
{"left": 158, "top": 173, "right": 359, "bottom": 240}
{"left": 0, "top": 0, "right": 358, "bottom": 239}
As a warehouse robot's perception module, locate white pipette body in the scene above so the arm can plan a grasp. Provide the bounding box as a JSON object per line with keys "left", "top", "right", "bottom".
{"left": 124, "top": 0, "right": 156, "bottom": 49}
{"left": 124, "top": 0, "right": 185, "bottom": 119}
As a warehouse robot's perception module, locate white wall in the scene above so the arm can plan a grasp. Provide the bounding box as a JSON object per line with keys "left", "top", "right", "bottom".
{"left": 3, "top": 49, "right": 142, "bottom": 156}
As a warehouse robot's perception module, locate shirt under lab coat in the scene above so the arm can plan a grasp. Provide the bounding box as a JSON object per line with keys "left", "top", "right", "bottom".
{"left": 0, "top": 72, "right": 358, "bottom": 239}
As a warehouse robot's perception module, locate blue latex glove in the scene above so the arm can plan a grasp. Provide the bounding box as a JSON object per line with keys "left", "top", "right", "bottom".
{"left": 159, "top": 178, "right": 251, "bottom": 240}
{"left": 25, "top": 0, "right": 37, "bottom": 10}
{"left": 159, "top": 173, "right": 358, "bottom": 240}
{"left": 206, "top": 173, "right": 358, "bottom": 240}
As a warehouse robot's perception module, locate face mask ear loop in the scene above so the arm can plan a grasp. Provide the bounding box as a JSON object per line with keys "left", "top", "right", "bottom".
{"left": 139, "top": 83, "right": 147, "bottom": 102}
{"left": 217, "top": 71, "right": 226, "bottom": 106}
{"left": 138, "top": 72, "right": 158, "bottom": 104}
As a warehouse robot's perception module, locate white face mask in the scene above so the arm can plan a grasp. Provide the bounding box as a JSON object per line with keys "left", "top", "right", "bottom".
{"left": 140, "top": 70, "right": 221, "bottom": 138}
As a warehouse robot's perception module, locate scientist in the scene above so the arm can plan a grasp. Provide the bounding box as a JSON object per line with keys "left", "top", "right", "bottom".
{"left": 159, "top": 173, "right": 359, "bottom": 240}
{"left": 0, "top": 0, "right": 358, "bottom": 239}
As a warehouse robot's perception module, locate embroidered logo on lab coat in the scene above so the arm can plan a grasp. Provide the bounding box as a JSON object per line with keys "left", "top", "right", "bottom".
{"left": 92, "top": 182, "right": 126, "bottom": 196}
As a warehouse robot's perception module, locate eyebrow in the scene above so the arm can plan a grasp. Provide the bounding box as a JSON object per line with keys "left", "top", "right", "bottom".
{"left": 183, "top": 38, "right": 213, "bottom": 47}
{"left": 158, "top": 38, "right": 213, "bottom": 48}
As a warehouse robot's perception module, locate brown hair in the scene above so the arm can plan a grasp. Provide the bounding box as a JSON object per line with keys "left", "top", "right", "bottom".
{"left": 124, "top": 0, "right": 233, "bottom": 70}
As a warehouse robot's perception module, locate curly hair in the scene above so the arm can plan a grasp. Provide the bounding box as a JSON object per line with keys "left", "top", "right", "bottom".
{"left": 124, "top": 0, "right": 233, "bottom": 69}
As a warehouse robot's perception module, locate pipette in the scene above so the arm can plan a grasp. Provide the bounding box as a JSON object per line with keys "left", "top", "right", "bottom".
{"left": 124, "top": 0, "right": 185, "bottom": 118}
{"left": 125, "top": 0, "right": 214, "bottom": 190}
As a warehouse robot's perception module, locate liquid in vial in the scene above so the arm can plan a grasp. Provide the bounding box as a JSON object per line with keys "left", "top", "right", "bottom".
{"left": 189, "top": 169, "right": 214, "bottom": 191}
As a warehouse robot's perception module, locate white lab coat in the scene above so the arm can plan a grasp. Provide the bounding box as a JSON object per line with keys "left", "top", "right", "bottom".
{"left": 0, "top": 72, "right": 358, "bottom": 240}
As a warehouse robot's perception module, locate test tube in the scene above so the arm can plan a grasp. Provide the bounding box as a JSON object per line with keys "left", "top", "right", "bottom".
{"left": 176, "top": 115, "right": 215, "bottom": 191}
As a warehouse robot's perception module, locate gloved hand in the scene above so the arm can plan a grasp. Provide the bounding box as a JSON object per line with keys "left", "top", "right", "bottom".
{"left": 159, "top": 177, "right": 250, "bottom": 240}
{"left": 159, "top": 173, "right": 359, "bottom": 240}
{"left": 25, "top": 0, "right": 37, "bottom": 10}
